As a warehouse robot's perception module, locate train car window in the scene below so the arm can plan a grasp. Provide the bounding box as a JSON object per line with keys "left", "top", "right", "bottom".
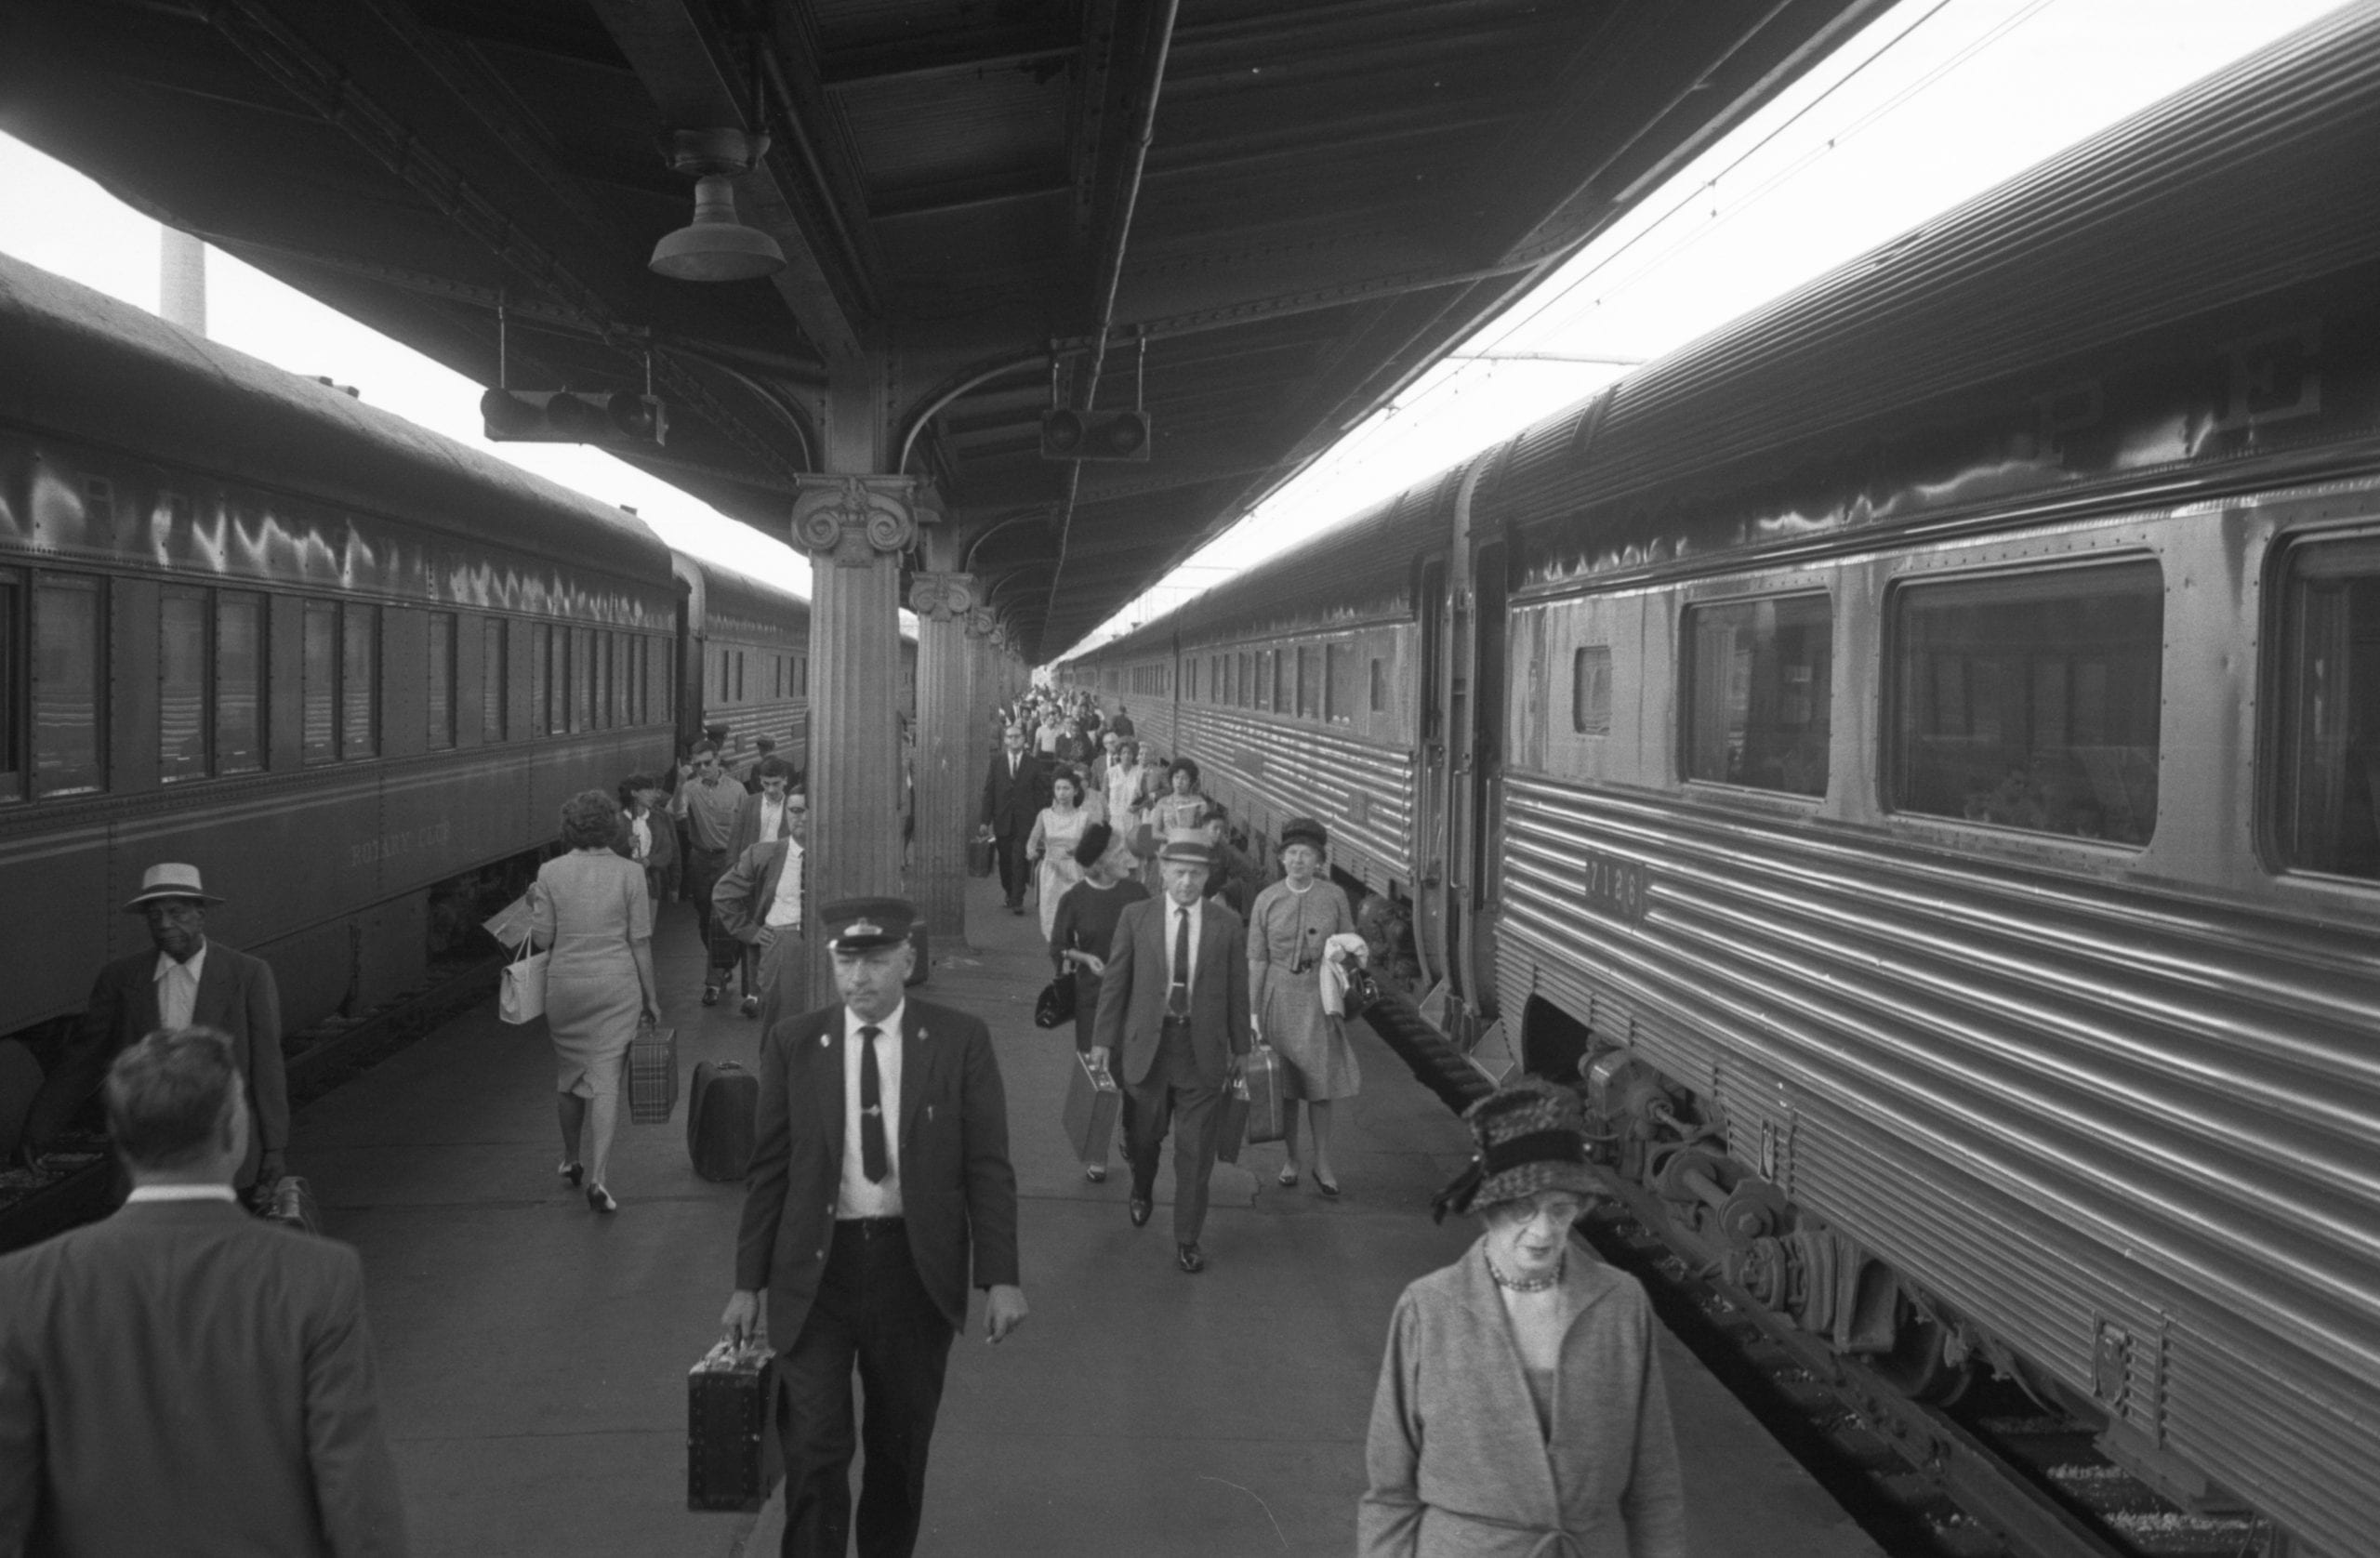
{"left": 1572, "top": 647, "right": 1613, "bottom": 735}
{"left": 483, "top": 619, "right": 507, "bottom": 742}
{"left": 0, "top": 576, "right": 20, "bottom": 800}
{"left": 2270, "top": 539, "right": 2380, "bottom": 877}
{"left": 33, "top": 576, "right": 104, "bottom": 796}
{"left": 529, "top": 624, "right": 551, "bottom": 735}
{"left": 1683, "top": 594, "right": 1831, "bottom": 797}
{"left": 217, "top": 593, "right": 265, "bottom": 773}
{"left": 553, "top": 627, "right": 574, "bottom": 735}
{"left": 1889, "top": 563, "right": 2161, "bottom": 843}
{"left": 341, "top": 605, "right": 377, "bottom": 759}
{"left": 1275, "top": 650, "right": 1292, "bottom": 713}
{"left": 427, "top": 612, "right": 456, "bottom": 750}
{"left": 159, "top": 590, "right": 210, "bottom": 782}
{"left": 1326, "top": 643, "right": 1355, "bottom": 723}
{"left": 735, "top": 651, "right": 746, "bottom": 703}
{"left": 81, "top": 478, "right": 112, "bottom": 527}
{"left": 1369, "top": 656, "right": 1387, "bottom": 715}
{"left": 573, "top": 628, "right": 594, "bottom": 733}
{"left": 613, "top": 635, "right": 628, "bottom": 727}
{"left": 1297, "top": 647, "right": 1320, "bottom": 718}
{"left": 301, "top": 601, "right": 338, "bottom": 765}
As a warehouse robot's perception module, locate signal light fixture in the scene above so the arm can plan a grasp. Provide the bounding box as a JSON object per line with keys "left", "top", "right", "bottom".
{"left": 481, "top": 389, "right": 668, "bottom": 448}
{"left": 1041, "top": 407, "right": 1151, "bottom": 462}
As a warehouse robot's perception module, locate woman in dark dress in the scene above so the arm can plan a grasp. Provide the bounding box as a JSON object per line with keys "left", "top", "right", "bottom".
{"left": 1048, "top": 821, "right": 1147, "bottom": 1182}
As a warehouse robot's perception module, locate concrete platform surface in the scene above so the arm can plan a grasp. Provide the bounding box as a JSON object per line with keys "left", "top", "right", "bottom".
{"left": 290, "top": 873, "right": 1881, "bottom": 1558}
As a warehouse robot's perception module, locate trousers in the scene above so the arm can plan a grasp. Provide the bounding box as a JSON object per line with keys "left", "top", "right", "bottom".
{"left": 993, "top": 831, "right": 1029, "bottom": 908}
{"left": 1127, "top": 1018, "right": 1223, "bottom": 1246}
{"left": 776, "top": 1219, "right": 956, "bottom": 1558}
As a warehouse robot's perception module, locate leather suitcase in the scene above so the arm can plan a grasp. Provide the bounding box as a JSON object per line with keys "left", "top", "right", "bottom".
{"left": 1060, "top": 1050, "right": 1120, "bottom": 1166}
{"left": 257, "top": 1174, "right": 322, "bottom": 1235}
{"left": 686, "top": 1060, "right": 760, "bottom": 1182}
{"left": 1213, "top": 1076, "right": 1250, "bottom": 1165}
{"left": 627, "top": 1023, "right": 680, "bottom": 1125}
{"left": 687, "top": 1341, "right": 781, "bottom": 1512}
{"left": 968, "top": 836, "right": 996, "bottom": 878}
{"left": 1241, "top": 1043, "right": 1289, "bottom": 1145}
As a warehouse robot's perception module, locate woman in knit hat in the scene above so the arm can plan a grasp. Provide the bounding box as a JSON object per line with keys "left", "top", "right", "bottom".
{"left": 1358, "top": 1078, "right": 1686, "bottom": 1558}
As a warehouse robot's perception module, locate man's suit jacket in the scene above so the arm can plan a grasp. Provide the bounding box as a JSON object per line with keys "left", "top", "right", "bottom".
{"left": 0, "top": 1200, "right": 407, "bottom": 1557}
{"left": 980, "top": 749, "right": 1048, "bottom": 838}
{"left": 23, "top": 943, "right": 286, "bottom": 1188}
{"left": 723, "top": 790, "right": 799, "bottom": 865}
{"left": 736, "top": 998, "right": 1021, "bottom": 1347}
{"left": 711, "top": 838, "right": 800, "bottom": 946}
{"left": 1091, "top": 895, "right": 1251, "bottom": 1089}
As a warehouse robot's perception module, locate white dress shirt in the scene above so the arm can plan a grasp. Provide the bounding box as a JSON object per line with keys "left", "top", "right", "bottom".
{"left": 764, "top": 840, "right": 805, "bottom": 931}
{"left": 837, "top": 1000, "right": 904, "bottom": 1219}
{"left": 1163, "top": 898, "right": 1202, "bottom": 999}
{"left": 759, "top": 794, "right": 787, "bottom": 842}
{"left": 126, "top": 1183, "right": 238, "bottom": 1204}
{"left": 154, "top": 943, "right": 209, "bottom": 1032}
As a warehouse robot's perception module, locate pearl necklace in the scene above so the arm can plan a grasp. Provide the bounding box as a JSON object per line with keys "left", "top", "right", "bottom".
{"left": 1488, "top": 1251, "right": 1564, "bottom": 1293}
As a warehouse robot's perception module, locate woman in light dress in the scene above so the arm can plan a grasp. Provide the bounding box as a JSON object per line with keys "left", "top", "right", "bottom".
{"left": 1026, "top": 766, "right": 1093, "bottom": 940}
{"left": 529, "top": 788, "right": 659, "bottom": 1213}
{"left": 1246, "top": 817, "right": 1360, "bottom": 1195}
{"left": 1104, "top": 737, "right": 1153, "bottom": 825}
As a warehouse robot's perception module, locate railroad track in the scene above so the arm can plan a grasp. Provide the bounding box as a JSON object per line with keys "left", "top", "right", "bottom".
{"left": 0, "top": 953, "right": 501, "bottom": 1255}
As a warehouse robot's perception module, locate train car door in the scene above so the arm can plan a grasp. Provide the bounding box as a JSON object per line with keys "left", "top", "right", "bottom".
{"left": 1414, "top": 555, "right": 1452, "bottom": 993}
{"left": 1455, "top": 537, "right": 1508, "bottom": 1024}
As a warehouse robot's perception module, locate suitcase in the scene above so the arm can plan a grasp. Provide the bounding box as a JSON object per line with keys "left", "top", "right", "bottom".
{"left": 1241, "top": 1043, "right": 1289, "bottom": 1145}
{"left": 257, "top": 1174, "right": 322, "bottom": 1235}
{"left": 686, "top": 1060, "right": 760, "bottom": 1182}
{"left": 1213, "top": 1076, "right": 1250, "bottom": 1165}
{"left": 905, "top": 922, "right": 930, "bottom": 987}
{"left": 968, "top": 836, "right": 996, "bottom": 878}
{"left": 627, "top": 1022, "right": 680, "bottom": 1125}
{"left": 687, "top": 1341, "right": 781, "bottom": 1512}
{"left": 1060, "top": 1050, "right": 1120, "bottom": 1166}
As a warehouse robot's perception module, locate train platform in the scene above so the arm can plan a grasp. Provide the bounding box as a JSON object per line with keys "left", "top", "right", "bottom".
{"left": 286, "top": 874, "right": 1882, "bottom": 1558}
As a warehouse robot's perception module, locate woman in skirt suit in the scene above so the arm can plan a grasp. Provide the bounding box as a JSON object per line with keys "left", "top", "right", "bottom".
{"left": 530, "top": 788, "right": 660, "bottom": 1212}
{"left": 1246, "top": 816, "right": 1360, "bottom": 1195}
{"left": 1048, "top": 821, "right": 1149, "bottom": 1182}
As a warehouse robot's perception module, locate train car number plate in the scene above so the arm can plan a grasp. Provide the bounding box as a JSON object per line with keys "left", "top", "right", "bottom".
{"left": 1582, "top": 847, "right": 1648, "bottom": 925}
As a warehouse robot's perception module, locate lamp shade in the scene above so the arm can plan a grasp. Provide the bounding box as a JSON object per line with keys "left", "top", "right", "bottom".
{"left": 650, "top": 174, "right": 785, "bottom": 283}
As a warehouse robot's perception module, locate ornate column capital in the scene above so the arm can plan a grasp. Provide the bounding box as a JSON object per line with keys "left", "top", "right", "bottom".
{"left": 964, "top": 605, "right": 1002, "bottom": 641}
{"left": 790, "top": 474, "right": 930, "bottom": 565}
{"left": 908, "top": 570, "right": 978, "bottom": 622}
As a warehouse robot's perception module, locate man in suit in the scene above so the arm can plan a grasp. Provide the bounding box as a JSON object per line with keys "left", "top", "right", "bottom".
{"left": 18, "top": 863, "right": 287, "bottom": 1193}
{"left": 721, "top": 897, "right": 1026, "bottom": 1558}
{"left": 0, "top": 1026, "right": 408, "bottom": 1556}
{"left": 979, "top": 723, "right": 1046, "bottom": 917}
{"left": 1108, "top": 704, "right": 1135, "bottom": 740}
{"left": 1090, "top": 834, "right": 1251, "bottom": 1274}
{"left": 713, "top": 815, "right": 809, "bottom": 1032}
{"left": 679, "top": 741, "right": 746, "bottom": 1005}
{"left": 724, "top": 758, "right": 805, "bottom": 1015}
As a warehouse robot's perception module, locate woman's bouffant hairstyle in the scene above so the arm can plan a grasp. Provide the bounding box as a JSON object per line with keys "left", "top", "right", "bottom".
{"left": 1073, "top": 821, "right": 1116, "bottom": 868}
{"left": 561, "top": 788, "right": 621, "bottom": 849}
{"left": 1050, "top": 765, "right": 1083, "bottom": 801}
{"left": 1165, "top": 756, "right": 1201, "bottom": 788}
{"left": 616, "top": 773, "right": 656, "bottom": 809}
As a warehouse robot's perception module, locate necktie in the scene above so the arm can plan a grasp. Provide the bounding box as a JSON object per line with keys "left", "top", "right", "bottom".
{"left": 858, "top": 1024, "right": 889, "bottom": 1182}
{"left": 1168, "top": 907, "right": 1190, "bottom": 1018}
{"left": 1009, "top": 753, "right": 1018, "bottom": 778}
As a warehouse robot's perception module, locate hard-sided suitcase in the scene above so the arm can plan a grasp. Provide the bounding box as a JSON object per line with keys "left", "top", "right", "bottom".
{"left": 257, "top": 1174, "right": 322, "bottom": 1235}
{"left": 967, "top": 836, "right": 996, "bottom": 878}
{"left": 627, "top": 1022, "right": 680, "bottom": 1125}
{"left": 1060, "top": 1050, "right": 1120, "bottom": 1166}
{"left": 1213, "top": 1076, "right": 1250, "bottom": 1165}
{"left": 1241, "top": 1043, "right": 1289, "bottom": 1145}
{"left": 686, "top": 1060, "right": 760, "bottom": 1182}
{"left": 687, "top": 1341, "right": 781, "bottom": 1512}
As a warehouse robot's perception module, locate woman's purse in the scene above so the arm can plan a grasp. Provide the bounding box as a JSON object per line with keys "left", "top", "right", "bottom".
{"left": 499, "top": 929, "right": 549, "bottom": 1024}
{"left": 1034, "top": 973, "right": 1078, "bottom": 1029}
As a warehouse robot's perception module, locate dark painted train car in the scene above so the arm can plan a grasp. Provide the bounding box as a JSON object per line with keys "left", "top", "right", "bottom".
{"left": 1062, "top": 14, "right": 2380, "bottom": 1553}
{"left": 0, "top": 251, "right": 677, "bottom": 1044}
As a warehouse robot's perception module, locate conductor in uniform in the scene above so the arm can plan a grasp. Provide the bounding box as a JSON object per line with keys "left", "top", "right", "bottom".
{"left": 721, "top": 897, "right": 1026, "bottom": 1558}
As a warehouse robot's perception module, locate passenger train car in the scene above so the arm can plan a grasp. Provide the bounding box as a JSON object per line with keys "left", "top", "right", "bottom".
{"left": 0, "top": 252, "right": 850, "bottom": 1073}
{"left": 1062, "top": 15, "right": 2380, "bottom": 1554}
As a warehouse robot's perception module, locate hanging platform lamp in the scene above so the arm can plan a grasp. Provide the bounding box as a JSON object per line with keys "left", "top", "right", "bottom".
{"left": 650, "top": 128, "right": 785, "bottom": 283}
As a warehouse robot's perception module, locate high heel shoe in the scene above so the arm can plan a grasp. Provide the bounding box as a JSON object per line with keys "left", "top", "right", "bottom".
{"left": 1316, "top": 1174, "right": 1342, "bottom": 1198}
{"left": 586, "top": 1184, "right": 617, "bottom": 1213}
{"left": 1277, "top": 1163, "right": 1301, "bottom": 1188}
{"left": 558, "top": 1161, "right": 584, "bottom": 1188}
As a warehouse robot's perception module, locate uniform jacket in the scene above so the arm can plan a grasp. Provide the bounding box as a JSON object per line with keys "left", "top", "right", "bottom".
{"left": 1359, "top": 1237, "right": 1686, "bottom": 1558}
{"left": 735, "top": 998, "right": 1021, "bottom": 1346}
{"left": 1090, "top": 895, "right": 1251, "bottom": 1089}
{"left": 711, "top": 838, "right": 801, "bottom": 945}
{"left": 0, "top": 1200, "right": 408, "bottom": 1557}
{"left": 980, "top": 748, "right": 1048, "bottom": 838}
{"left": 22, "top": 943, "right": 286, "bottom": 1188}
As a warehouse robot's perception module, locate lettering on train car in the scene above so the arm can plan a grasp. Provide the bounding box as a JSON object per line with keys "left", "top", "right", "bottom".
{"left": 348, "top": 820, "right": 455, "bottom": 868}
{"left": 1581, "top": 846, "right": 1647, "bottom": 925}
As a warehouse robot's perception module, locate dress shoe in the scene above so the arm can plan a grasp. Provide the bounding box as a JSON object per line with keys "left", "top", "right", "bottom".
{"left": 1316, "top": 1175, "right": 1342, "bottom": 1198}
{"left": 1175, "top": 1243, "right": 1205, "bottom": 1274}
{"left": 1128, "top": 1196, "right": 1152, "bottom": 1228}
{"left": 740, "top": 995, "right": 760, "bottom": 1018}
{"left": 558, "top": 1160, "right": 584, "bottom": 1188}
{"left": 586, "top": 1185, "right": 618, "bottom": 1213}
{"left": 1083, "top": 1163, "right": 1107, "bottom": 1183}
{"left": 701, "top": 984, "right": 721, "bottom": 1007}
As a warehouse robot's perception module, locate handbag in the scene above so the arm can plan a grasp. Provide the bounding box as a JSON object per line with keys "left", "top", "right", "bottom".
{"left": 1341, "top": 964, "right": 1379, "bottom": 1023}
{"left": 483, "top": 891, "right": 534, "bottom": 950}
{"left": 499, "top": 931, "right": 549, "bottom": 1024}
{"left": 1034, "top": 974, "right": 1078, "bottom": 1029}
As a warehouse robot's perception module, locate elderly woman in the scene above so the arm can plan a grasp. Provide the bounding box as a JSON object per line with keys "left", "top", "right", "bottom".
{"left": 1048, "top": 821, "right": 1149, "bottom": 1182}
{"left": 530, "top": 788, "right": 660, "bottom": 1214}
{"left": 1026, "top": 766, "right": 1094, "bottom": 940}
{"left": 1360, "top": 1079, "right": 1686, "bottom": 1557}
{"left": 1247, "top": 817, "right": 1361, "bottom": 1194}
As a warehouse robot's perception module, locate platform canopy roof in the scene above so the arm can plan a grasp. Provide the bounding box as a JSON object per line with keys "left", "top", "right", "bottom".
{"left": 0, "top": 0, "right": 1881, "bottom": 659}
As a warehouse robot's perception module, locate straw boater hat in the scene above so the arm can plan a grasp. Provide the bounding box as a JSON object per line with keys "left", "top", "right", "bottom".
{"left": 123, "top": 863, "right": 225, "bottom": 913}
{"left": 1431, "top": 1076, "right": 1601, "bottom": 1222}
{"left": 1156, "top": 829, "right": 1214, "bottom": 868}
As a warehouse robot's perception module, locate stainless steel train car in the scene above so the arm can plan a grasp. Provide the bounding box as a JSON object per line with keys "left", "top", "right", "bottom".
{"left": 0, "top": 250, "right": 681, "bottom": 1048}
{"left": 1062, "top": 14, "right": 2380, "bottom": 1553}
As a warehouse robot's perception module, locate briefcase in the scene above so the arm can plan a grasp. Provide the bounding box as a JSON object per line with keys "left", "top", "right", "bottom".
{"left": 1241, "top": 1043, "right": 1289, "bottom": 1145}
{"left": 687, "top": 1341, "right": 782, "bottom": 1512}
{"left": 1060, "top": 1050, "right": 1120, "bottom": 1165}
{"left": 686, "top": 1060, "right": 759, "bottom": 1181}
{"left": 968, "top": 835, "right": 996, "bottom": 878}
{"left": 257, "top": 1174, "right": 321, "bottom": 1235}
{"left": 627, "top": 1021, "right": 679, "bottom": 1125}
{"left": 1213, "top": 1076, "right": 1250, "bottom": 1165}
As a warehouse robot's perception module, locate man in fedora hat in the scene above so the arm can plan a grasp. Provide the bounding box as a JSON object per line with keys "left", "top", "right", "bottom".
{"left": 721, "top": 896, "right": 1025, "bottom": 1558}
{"left": 1089, "top": 832, "right": 1250, "bottom": 1274}
{"left": 17, "top": 864, "right": 288, "bottom": 1193}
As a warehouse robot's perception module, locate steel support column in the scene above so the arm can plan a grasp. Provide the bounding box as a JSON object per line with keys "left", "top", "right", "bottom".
{"left": 908, "top": 564, "right": 979, "bottom": 952}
